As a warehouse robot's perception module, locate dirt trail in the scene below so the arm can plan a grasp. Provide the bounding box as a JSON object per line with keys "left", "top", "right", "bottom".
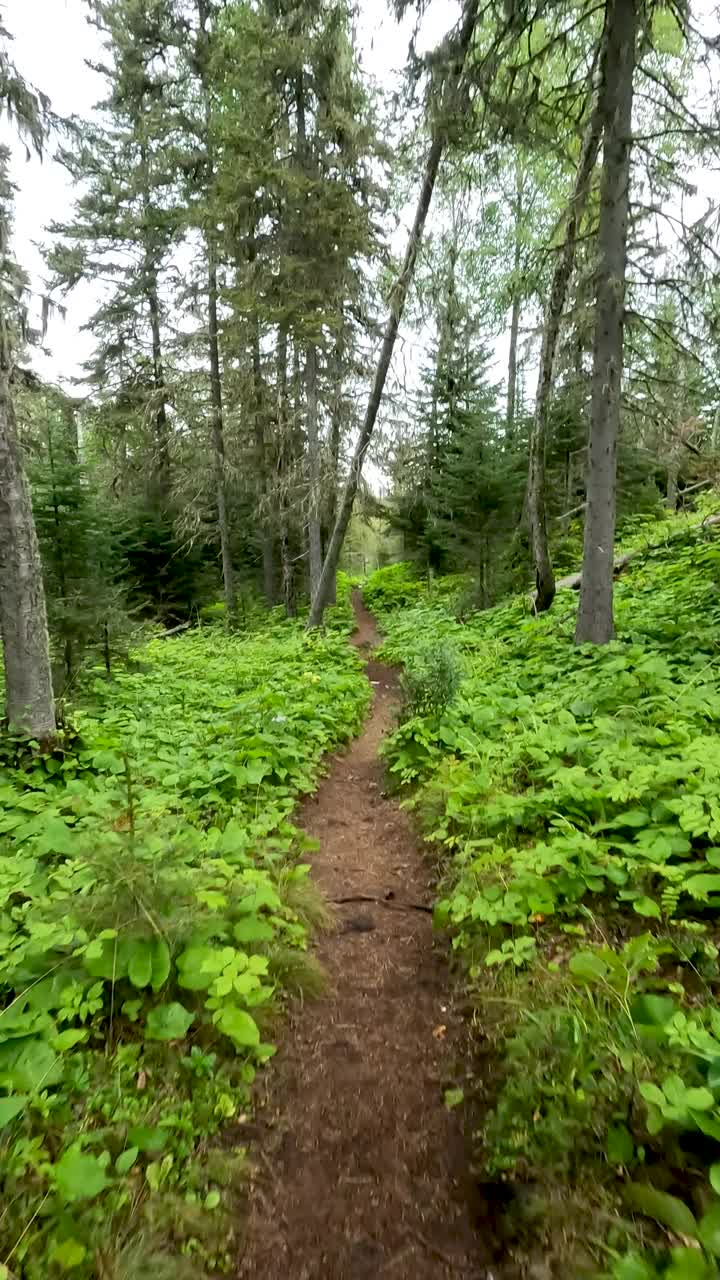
{"left": 237, "top": 593, "right": 491, "bottom": 1280}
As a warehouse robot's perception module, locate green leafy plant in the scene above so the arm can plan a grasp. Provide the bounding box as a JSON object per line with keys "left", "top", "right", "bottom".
{"left": 399, "top": 641, "right": 463, "bottom": 720}
{"left": 374, "top": 516, "right": 720, "bottom": 1275}
{"left": 0, "top": 604, "right": 370, "bottom": 1276}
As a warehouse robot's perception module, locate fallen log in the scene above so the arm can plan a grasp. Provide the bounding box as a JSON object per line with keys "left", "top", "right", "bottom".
{"left": 532, "top": 511, "right": 720, "bottom": 605}
{"left": 159, "top": 621, "right": 191, "bottom": 638}
{"left": 553, "top": 549, "right": 635, "bottom": 594}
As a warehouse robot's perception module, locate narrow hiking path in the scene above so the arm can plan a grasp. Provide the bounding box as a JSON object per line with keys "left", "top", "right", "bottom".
{"left": 238, "top": 593, "right": 489, "bottom": 1279}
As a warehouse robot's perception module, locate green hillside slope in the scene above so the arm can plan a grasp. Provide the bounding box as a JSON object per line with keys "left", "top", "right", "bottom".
{"left": 366, "top": 507, "right": 720, "bottom": 1279}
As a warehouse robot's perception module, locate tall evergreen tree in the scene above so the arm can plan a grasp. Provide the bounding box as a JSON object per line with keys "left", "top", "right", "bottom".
{"left": 307, "top": 0, "right": 480, "bottom": 626}
{"left": 211, "top": 0, "right": 387, "bottom": 613}
{"left": 49, "top": 0, "right": 179, "bottom": 509}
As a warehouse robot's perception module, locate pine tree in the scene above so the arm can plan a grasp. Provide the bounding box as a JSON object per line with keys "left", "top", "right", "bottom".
{"left": 49, "top": 0, "right": 179, "bottom": 509}
{"left": 211, "top": 0, "right": 387, "bottom": 614}
{"left": 388, "top": 228, "right": 524, "bottom": 600}
{"left": 19, "top": 383, "right": 128, "bottom": 687}
{"left": 307, "top": 0, "right": 480, "bottom": 626}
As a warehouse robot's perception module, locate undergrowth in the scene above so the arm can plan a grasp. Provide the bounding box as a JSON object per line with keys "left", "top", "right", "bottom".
{"left": 0, "top": 582, "right": 369, "bottom": 1278}
{"left": 367, "top": 504, "right": 720, "bottom": 1278}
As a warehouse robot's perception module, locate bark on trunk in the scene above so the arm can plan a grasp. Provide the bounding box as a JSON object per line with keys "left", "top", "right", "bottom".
{"left": 305, "top": 344, "right": 323, "bottom": 600}
{"left": 665, "top": 385, "right": 683, "bottom": 511}
{"left": 249, "top": 226, "right": 275, "bottom": 603}
{"left": 197, "top": 0, "right": 236, "bottom": 625}
{"left": 140, "top": 144, "right": 170, "bottom": 506}
{"left": 427, "top": 243, "right": 458, "bottom": 480}
{"left": 526, "top": 28, "right": 608, "bottom": 614}
{"left": 294, "top": 70, "right": 323, "bottom": 602}
{"left": 506, "top": 294, "right": 521, "bottom": 444}
{"left": 712, "top": 407, "right": 720, "bottom": 453}
{"left": 666, "top": 458, "right": 679, "bottom": 510}
{"left": 575, "top": 0, "right": 636, "bottom": 645}
{"left": 276, "top": 325, "right": 295, "bottom": 618}
{"left": 147, "top": 264, "right": 171, "bottom": 504}
{"left": 505, "top": 166, "right": 523, "bottom": 445}
{"left": 0, "top": 367, "right": 56, "bottom": 739}
{"left": 207, "top": 236, "right": 237, "bottom": 626}
{"left": 46, "top": 417, "right": 73, "bottom": 687}
{"left": 252, "top": 332, "right": 275, "bottom": 604}
{"left": 532, "top": 513, "right": 720, "bottom": 604}
{"left": 324, "top": 335, "right": 344, "bottom": 607}
{"left": 306, "top": 0, "right": 479, "bottom": 628}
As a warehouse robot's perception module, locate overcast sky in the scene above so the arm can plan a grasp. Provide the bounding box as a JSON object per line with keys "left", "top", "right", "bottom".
{"left": 8, "top": 0, "right": 716, "bottom": 420}
{"left": 2, "top": 0, "right": 458, "bottom": 390}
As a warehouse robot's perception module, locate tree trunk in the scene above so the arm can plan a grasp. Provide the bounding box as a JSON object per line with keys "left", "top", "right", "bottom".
{"left": 252, "top": 330, "right": 275, "bottom": 604}
{"left": 147, "top": 263, "right": 171, "bottom": 505}
{"left": 248, "top": 224, "right": 275, "bottom": 604}
{"left": 46, "top": 417, "right": 73, "bottom": 687}
{"left": 665, "top": 383, "right": 683, "bottom": 511}
{"left": 506, "top": 295, "right": 521, "bottom": 445}
{"left": 276, "top": 324, "right": 295, "bottom": 618}
{"left": 526, "top": 27, "right": 608, "bottom": 613}
{"left": 140, "top": 144, "right": 171, "bottom": 506}
{"left": 427, "top": 242, "right": 458, "bottom": 480}
{"left": 305, "top": 344, "right": 323, "bottom": 599}
{"left": 197, "top": 0, "right": 236, "bottom": 625}
{"left": 306, "top": 0, "right": 479, "bottom": 628}
{"left": 207, "top": 235, "right": 237, "bottom": 626}
{"left": 666, "top": 458, "right": 679, "bottom": 510}
{"left": 711, "top": 406, "right": 720, "bottom": 453}
{"left": 0, "top": 367, "right": 56, "bottom": 739}
{"left": 575, "top": 0, "right": 636, "bottom": 645}
{"left": 293, "top": 69, "right": 323, "bottom": 602}
{"left": 505, "top": 165, "right": 523, "bottom": 445}
{"left": 325, "top": 335, "right": 343, "bottom": 606}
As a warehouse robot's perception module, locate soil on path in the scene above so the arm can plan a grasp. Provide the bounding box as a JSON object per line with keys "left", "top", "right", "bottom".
{"left": 237, "top": 593, "right": 490, "bottom": 1280}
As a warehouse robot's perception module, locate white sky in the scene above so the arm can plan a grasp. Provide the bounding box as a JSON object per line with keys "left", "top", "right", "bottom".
{"left": 3, "top": 0, "right": 103, "bottom": 382}
{"left": 2, "top": 0, "right": 459, "bottom": 390}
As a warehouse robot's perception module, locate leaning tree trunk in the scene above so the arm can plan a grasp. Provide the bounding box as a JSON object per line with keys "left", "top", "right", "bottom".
{"left": 0, "top": 365, "right": 56, "bottom": 739}
{"left": 526, "top": 24, "right": 608, "bottom": 613}
{"left": 306, "top": 0, "right": 479, "bottom": 628}
{"left": 207, "top": 235, "right": 237, "bottom": 626}
{"left": 575, "top": 0, "right": 636, "bottom": 645}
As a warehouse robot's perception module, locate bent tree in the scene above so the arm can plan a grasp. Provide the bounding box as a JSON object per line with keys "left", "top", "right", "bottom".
{"left": 306, "top": 0, "right": 479, "bottom": 629}
{"left": 0, "top": 33, "right": 55, "bottom": 739}
{"left": 575, "top": 0, "right": 637, "bottom": 644}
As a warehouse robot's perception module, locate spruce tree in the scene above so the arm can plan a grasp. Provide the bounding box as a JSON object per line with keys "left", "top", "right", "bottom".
{"left": 49, "top": 0, "right": 179, "bottom": 509}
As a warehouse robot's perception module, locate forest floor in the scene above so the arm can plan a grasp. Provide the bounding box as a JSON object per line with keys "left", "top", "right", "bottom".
{"left": 237, "top": 592, "right": 492, "bottom": 1280}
